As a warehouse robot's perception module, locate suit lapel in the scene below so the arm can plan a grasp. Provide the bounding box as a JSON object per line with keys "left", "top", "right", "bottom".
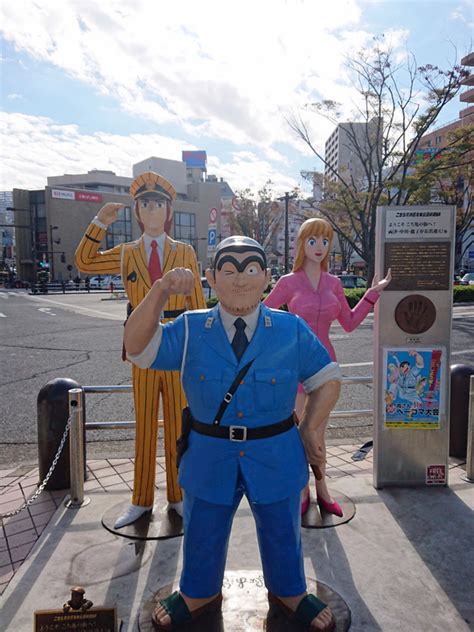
{"left": 130, "top": 237, "right": 151, "bottom": 290}
{"left": 162, "top": 236, "right": 179, "bottom": 274}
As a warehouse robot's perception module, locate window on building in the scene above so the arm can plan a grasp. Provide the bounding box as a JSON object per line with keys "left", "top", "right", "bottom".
{"left": 106, "top": 206, "right": 132, "bottom": 248}
{"left": 435, "top": 136, "right": 442, "bottom": 144}
{"left": 174, "top": 211, "right": 197, "bottom": 248}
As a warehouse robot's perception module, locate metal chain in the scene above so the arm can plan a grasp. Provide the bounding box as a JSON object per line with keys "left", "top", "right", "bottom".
{"left": 0, "top": 416, "right": 72, "bottom": 520}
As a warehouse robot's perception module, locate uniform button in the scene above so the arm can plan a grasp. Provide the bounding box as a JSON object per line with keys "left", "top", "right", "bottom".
{"left": 271, "top": 377, "right": 276, "bottom": 384}
{"left": 239, "top": 451, "right": 245, "bottom": 457}
{"left": 200, "top": 375, "right": 205, "bottom": 381}
{"left": 240, "top": 380, "right": 244, "bottom": 385}
{"left": 237, "top": 411, "right": 244, "bottom": 418}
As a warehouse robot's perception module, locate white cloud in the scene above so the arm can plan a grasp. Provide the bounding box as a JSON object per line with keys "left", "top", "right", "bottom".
{"left": 7, "top": 93, "right": 24, "bottom": 100}
{"left": 0, "top": 0, "right": 371, "bottom": 153}
{"left": 0, "top": 111, "right": 298, "bottom": 193}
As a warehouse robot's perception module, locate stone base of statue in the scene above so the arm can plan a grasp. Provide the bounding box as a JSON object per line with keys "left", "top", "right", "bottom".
{"left": 302, "top": 489, "right": 356, "bottom": 529}
{"left": 102, "top": 494, "right": 183, "bottom": 540}
{"left": 138, "top": 571, "right": 351, "bottom": 631}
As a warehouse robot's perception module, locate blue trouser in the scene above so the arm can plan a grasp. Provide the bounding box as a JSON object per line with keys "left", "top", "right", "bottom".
{"left": 179, "top": 469, "right": 306, "bottom": 598}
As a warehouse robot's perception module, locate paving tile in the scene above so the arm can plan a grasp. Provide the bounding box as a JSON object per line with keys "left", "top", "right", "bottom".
{"left": 0, "top": 506, "right": 32, "bottom": 524}
{"left": 32, "top": 511, "right": 55, "bottom": 529}
{"left": 0, "top": 581, "right": 10, "bottom": 595}
{"left": 0, "top": 498, "right": 25, "bottom": 515}
{"left": 28, "top": 499, "right": 56, "bottom": 517}
{"left": 327, "top": 446, "right": 346, "bottom": 456}
{"left": 0, "top": 564, "right": 12, "bottom": 581}
{"left": 35, "top": 523, "right": 48, "bottom": 536}
{"left": 104, "top": 482, "right": 130, "bottom": 492}
{"left": 0, "top": 469, "right": 15, "bottom": 477}
{"left": 0, "top": 537, "right": 7, "bottom": 552}
{"left": 0, "top": 488, "right": 24, "bottom": 505}
{"left": 0, "top": 477, "right": 20, "bottom": 487}
{"left": 84, "top": 480, "right": 102, "bottom": 492}
{"left": 326, "top": 456, "right": 350, "bottom": 467}
{"left": 0, "top": 550, "right": 11, "bottom": 566}
{"left": 3, "top": 516, "right": 34, "bottom": 536}
{"left": 10, "top": 541, "right": 35, "bottom": 564}
{"left": 6, "top": 528, "right": 37, "bottom": 549}
{"left": 108, "top": 458, "right": 131, "bottom": 466}
{"left": 92, "top": 467, "right": 117, "bottom": 479}
{"left": 87, "top": 460, "right": 110, "bottom": 471}
{"left": 120, "top": 470, "right": 134, "bottom": 483}
{"left": 100, "top": 475, "right": 122, "bottom": 487}
{"left": 113, "top": 462, "right": 135, "bottom": 474}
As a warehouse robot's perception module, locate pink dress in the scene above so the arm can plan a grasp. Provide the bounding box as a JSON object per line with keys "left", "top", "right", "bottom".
{"left": 264, "top": 269, "right": 379, "bottom": 377}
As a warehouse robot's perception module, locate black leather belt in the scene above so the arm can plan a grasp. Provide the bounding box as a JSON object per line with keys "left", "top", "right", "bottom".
{"left": 191, "top": 415, "right": 295, "bottom": 441}
{"left": 163, "top": 309, "right": 186, "bottom": 319}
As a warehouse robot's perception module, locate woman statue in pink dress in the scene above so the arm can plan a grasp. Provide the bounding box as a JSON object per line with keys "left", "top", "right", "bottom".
{"left": 264, "top": 217, "right": 391, "bottom": 516}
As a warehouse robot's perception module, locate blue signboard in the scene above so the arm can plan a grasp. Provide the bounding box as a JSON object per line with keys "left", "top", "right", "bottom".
{"left": 208, "top": 228, "right": 217, "bottom": 246}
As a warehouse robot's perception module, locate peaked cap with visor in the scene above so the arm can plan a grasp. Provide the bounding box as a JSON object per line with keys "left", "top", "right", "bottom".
{"left": 130, "top": 171, "right": 177, "bottom": 202}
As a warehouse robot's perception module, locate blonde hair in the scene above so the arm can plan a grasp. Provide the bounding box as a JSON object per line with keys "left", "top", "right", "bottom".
{"left": 293, "top": 217, "right": 333, "bottom": 272}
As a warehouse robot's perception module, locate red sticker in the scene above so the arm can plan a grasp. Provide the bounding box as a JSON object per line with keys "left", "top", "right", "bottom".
{"left": 426, "top": 464, "right": 446, "bottom": 485}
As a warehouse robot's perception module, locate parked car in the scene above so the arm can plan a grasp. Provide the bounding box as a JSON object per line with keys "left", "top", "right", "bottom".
{"left": 88, "top": 275, "right": 112, "bottom": 289}
{"left": 460, "top": 272, "right": 474, "bottom": 285}
{"left": 201, "top": 277, "right": 216, "bottom": 299}
{"left": 111, "top": 274, "right": 125, "bottom": 290}
{"left": 337, "top": 274, "right": 367, "bottom": 289}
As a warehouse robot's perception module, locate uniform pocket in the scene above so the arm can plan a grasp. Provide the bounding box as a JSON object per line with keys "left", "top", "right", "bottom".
{"left": 254, "top": 369, "right": 292, "bottom": 412}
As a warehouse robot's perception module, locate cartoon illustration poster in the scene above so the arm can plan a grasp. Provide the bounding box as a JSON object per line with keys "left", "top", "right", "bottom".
{"left": 383, "top": 348, "right": 445, "bottom": 428}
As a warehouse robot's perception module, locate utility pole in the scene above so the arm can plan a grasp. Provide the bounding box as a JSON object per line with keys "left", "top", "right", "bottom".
{"left": 49, "top": 225, "right": 59, "bottom": 280}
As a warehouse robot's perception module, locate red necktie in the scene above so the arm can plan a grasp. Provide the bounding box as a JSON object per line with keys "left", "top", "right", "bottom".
{"left": 148, "top": 240, "right": 162, "bottom": 283}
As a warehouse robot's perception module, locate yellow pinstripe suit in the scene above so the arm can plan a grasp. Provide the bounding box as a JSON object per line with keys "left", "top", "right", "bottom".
{"left": 75, "top": 222, "right": 206, "bottom": 506}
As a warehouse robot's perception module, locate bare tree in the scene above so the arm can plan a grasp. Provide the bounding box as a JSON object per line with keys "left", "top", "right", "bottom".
{"left": 289, "top": 38, "right": 468, "bottom": 281}
{"left": 226, "top": 181, "right": 299, "bottom": 252}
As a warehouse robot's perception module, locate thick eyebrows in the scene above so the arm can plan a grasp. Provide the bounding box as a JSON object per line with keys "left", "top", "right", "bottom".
{"left": 217, "top": 254, "right": 265, "bottom": 273}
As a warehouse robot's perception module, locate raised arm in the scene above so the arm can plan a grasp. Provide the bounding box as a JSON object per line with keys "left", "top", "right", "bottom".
{"left": 125, "top": 268, "right": 195, "bottom": 356}
{"left": 74, "top": 203, "right": 124, "bottom": 274}
{"left": 335, "top": 269, "right": 391, "bottom": 332}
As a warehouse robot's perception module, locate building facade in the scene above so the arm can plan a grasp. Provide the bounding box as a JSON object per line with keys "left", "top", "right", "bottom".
{"left": 13, "top": 152, "right": 234, "bottom": 282}
{"left": 419, "top": 51, "right": 474, "bottom": 271}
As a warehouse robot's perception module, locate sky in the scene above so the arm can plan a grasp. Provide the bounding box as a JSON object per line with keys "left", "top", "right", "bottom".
{"left": 1, "top": 0, "right": 473, "bottom": 196}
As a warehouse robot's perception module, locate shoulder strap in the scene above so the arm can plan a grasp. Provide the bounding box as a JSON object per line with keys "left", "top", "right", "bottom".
{"left": 213, "top": 360, "right": 254, "bottom": 426}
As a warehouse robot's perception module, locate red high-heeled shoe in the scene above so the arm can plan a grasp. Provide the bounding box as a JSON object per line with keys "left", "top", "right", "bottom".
{"left": 317, "top": 495, "right": 343, "bottom": 518}
{"left": 300, "top": 486, "right": 310, "bottom": 516}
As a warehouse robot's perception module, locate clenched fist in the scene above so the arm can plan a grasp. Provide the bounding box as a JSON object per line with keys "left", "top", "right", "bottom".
{"left": 158, "top": 268, "right": 195, "bottom": 297}
{"left": 96, "top": 203, "right": 124, "bottom": 227}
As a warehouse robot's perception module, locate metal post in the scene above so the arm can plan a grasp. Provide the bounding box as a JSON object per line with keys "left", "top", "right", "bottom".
{"left": 284, "top": 192, "right": 289, "bottom": 274}
{"left": 65, "top": 388, "right": 90, "bottom": 508}
{"left": 462, "top": 375, "right": 474, "bottom": 483}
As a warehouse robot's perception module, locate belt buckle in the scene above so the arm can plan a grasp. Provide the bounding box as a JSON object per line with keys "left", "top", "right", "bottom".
{"left": 229, "top": 425, "right": 247, "bottom": 441}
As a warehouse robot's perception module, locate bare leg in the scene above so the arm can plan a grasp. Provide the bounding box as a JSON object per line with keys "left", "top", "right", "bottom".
{"left": 311, "top": 417, "right": 334, "bottom": 503}
{"left": 296, "top": 392, "right": 335, "bottom": 505}
{"left": 295, "top": 392, "right": 310, "bottom": 508}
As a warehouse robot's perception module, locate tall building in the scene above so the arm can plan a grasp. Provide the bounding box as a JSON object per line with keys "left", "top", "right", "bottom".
{"left": 0, "top": 191, "right": 14, "bottom": 268}
{"left": 419, "top": 51, "right": 474, "bottom": 270}
{"left": 13, "top": 153, "right": 234, "bottom": 282}
{"left": 324, "top": 117, "right": 382, "bottom": 186}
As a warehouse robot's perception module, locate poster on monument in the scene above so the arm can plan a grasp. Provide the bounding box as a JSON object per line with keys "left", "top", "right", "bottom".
{"left": 383, "top": 347, "right": 445, "bottom": 429}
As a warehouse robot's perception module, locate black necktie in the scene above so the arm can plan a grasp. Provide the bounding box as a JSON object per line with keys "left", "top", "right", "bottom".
{"left": 232, "top": 317, "right": 249, "bottom": 360}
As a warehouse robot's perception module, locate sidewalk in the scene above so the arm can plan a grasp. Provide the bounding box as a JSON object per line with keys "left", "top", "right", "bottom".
{"left": 1, "top": 445, "right": 472, "bottom": 631}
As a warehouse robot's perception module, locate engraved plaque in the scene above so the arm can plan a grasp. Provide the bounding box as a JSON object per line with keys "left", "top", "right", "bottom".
{"left": 384, "top": 242, "right": 451, "bottom": 291}
{"left": 34, "top": 607, "right": 117, "bottom": 631}
{"left": 394, "top": 295, "right": 437, "bottom": 334}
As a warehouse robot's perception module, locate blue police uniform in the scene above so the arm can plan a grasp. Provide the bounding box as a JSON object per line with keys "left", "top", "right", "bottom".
{"left": 137, "top": 303, "right": 339, "bottom": 598}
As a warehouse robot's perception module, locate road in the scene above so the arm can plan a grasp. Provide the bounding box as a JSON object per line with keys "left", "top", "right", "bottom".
{"left": 0, "top": 289, "right": 473, "bottom": 465}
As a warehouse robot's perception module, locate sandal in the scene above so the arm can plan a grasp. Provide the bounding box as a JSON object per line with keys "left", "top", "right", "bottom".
{"left": 151, "top": 591, "right": 223, "bottom": 630}
{"left": 268, "top": 592, "right": 335, "bottom": 631}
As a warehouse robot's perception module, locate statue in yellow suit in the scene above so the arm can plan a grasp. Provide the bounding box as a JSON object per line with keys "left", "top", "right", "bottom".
{"left": 75, "top": 171, "right": 206, "bottom": 527}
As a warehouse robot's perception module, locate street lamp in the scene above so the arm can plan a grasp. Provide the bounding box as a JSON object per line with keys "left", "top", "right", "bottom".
{"left": 6, "top": 206, "right": 37, "bottom": 279}
{"left": 49, "top": 225, "right": 59, "bottom": 280}
{"left": 277, "top": 192, "right": 297, "bottom": 274}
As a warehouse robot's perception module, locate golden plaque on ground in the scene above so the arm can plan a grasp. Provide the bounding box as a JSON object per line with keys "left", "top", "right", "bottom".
{"left": 34, "top": 587, "right": 118, "bottom": 631}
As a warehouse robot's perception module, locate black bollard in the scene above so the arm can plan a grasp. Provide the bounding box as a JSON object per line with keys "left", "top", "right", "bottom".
{"left": 449, "top": 364, "right": 474, "bottom": 459}
{"left": 37, "top": 378, "right": 87, "bottom": 490}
